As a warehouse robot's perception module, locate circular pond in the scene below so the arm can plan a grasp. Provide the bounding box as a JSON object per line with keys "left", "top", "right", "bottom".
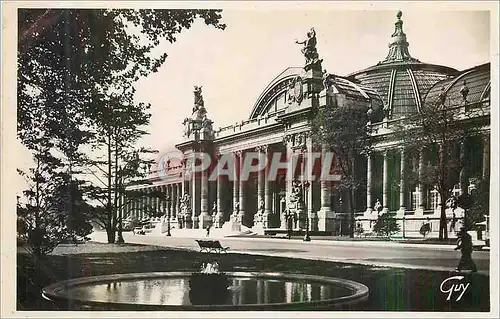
{"left": 42, "top": 272, "right": 369, "bottom": 310}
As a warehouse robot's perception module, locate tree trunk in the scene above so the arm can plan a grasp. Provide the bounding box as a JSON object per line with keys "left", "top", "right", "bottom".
{"left": 348, "top": 156, "right": 356, "bottom": 238}
{"left": 439, "top": 193, "right": 448, "bottom": 241}
{"left": 114, "top": 134, "right": 119, "bottom": 241}
{"left": 107, "top": 129, "right": 115, "bottom": 244}
{"left": 106, "top": 227, "right": 115, "bottom": 244}
{"left": 437, "top": 145, "right": 448, "bottom": 241}
{"left": 348, "top": 187, "right": 355, "bottom": 238}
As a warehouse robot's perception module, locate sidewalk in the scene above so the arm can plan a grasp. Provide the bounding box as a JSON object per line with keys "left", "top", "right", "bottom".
{"left": 133, "top": 229, "right": 468, "bottom": 251}
{"left": 89, "top": 231, "right": 490, "bottom": 275}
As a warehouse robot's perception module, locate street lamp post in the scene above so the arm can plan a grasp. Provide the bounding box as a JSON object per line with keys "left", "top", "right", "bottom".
{"left": 116, "top": 167, "right": 125, "bottom": 244}
{"left": 303, "top": 181, "right": 311, "bottom": 242}
{"left": 166, "top": 195, "right": 172, "bottom": 236}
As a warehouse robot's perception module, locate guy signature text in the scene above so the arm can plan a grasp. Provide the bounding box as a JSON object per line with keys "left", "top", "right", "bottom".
{"left": 440, "top": 276, "right": 470, "bottom": 301}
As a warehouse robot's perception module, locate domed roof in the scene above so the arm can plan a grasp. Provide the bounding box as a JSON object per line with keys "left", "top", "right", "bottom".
{"left": 249, "top": 68, "right": 383, "bottom": 119}
{"left": 424, "top": 62, "right": 490, "bottom": 106}
{"left": 347, "top": 11, "right": 459, "bottom": 119}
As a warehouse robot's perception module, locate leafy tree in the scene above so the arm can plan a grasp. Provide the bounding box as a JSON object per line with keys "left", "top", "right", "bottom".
{"left": 17, "top": 150, "right": 69, "bottom": 258}
{"left": 373, "top": 213, "right": 400, "bottom": 237}
{"left": 467, "top": 176, "right": 489, "bottom": 228}
{"left": 394, "top": 93, "right": 488, "bottom": 241}
{"left": 52, "top": 179, "right": 93, "bottom": 240}
{"left": 17, "top": 9, "right": 226, "bottom": 243}
{"left": 311, "top": 104, "right": 372, "bottom": 237}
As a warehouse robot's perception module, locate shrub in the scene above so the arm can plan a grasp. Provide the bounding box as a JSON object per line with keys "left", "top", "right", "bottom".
{"left": 373, "top": 213, "right": 400, "bottom": 237}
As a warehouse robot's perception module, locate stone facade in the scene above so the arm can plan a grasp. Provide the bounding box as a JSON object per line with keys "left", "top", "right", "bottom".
{"left": 124, "top": 12, "right": 491, "bottom": 237}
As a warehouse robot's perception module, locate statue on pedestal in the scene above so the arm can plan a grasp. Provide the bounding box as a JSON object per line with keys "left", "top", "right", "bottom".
{"left": 183, "top": 117, "right": 192, "bottom": 138}
{"left": 460, "top": 80, "right": 469, "bottom": 104}
{"left": 231, "top": 201, "right": 241, "bottom": 223}
{"left": 374, "top": 199, "right": 382, "bottom": 216}
{"left": 193, "top": 86, "right": 204, "bottom": 114}
{"left": 289, "top": 180, "right": 303, "bottom": 206}
{"left": 254, "top": 199, "right": 265, "bottom": 224}
{"left": 323, "top": 69, "right": 333, "bottom": 92}
{"left": 438, "top": 85, "right": 447, "bottom": 106}
{"left": 179, "top": 193, "right": 192, "bottom": 228}
{"left": 295, "top": 27, "right": 323, "bottom": 70}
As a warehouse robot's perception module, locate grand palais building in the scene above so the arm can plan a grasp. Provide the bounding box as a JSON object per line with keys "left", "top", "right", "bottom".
{"left": 127, "top": 11, "right": 491, "bottom": 237}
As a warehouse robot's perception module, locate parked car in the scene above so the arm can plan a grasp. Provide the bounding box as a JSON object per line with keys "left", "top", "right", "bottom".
{"left": 133, "top": 224, "right": 152, "bottom": 235}
{"left": 476, "top": 217, "right": 489, "bottom": 247}
{"left": 122, "top": 222, "right": 134, "bottom": 231}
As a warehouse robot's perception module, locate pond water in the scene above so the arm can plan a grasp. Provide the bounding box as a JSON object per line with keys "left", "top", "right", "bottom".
{"left": 43, "top": 272, "right": 369, "bottom": 310}
{"left": 65, "top": 276, "right": 351, "bottom": 306}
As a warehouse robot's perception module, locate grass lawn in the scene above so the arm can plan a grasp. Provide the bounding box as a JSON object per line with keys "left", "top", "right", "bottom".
{"left": 16, "top": 242, "right": 489, "bottom": 312}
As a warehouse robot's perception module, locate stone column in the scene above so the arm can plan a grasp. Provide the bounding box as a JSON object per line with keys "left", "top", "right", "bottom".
{"left": 416, "top": 150, "right": 425, "bottom": 214}
{"left": 257, "top": 147, "right": 265, "bottom": 204}
{"left": 130, "top": 198, "right": 135, "bottom": 219}
{"left": 254, "top": 145, "right": 267, "bottom": 228}
{"left": 155, "top": 186, "right": 160, "bottom": 216}
{"left": 145, "top": 189, "right": 149, "bottom": 219}
{"left": 162, "top": 185, "right": 167, "bottom": 216}
{"left": 238, "top": 150, "right": 245, "bottom": 222}
{"left": 483, "top": 136, "right": 490, "bottom": 178}
{"left": 317, "top": 144, "right": 335, "bottom": 231}
{"left": 306, "top": 137, "right": 317, "bottom": 231}
{"left": 366, "top": 152, "right": 372, "bottom": 214}
{"left": 150, "top": 188, "right": 156, "bottom": 216}
{"left": 382, "top": 150, "right": 389, "bottom": 213}
{"left": 143, "top": 189, "right": 148, "bottom": 219}
{"left": 172, "top": 184, "right": 177, "bottom": 219}
{"left": 233, "top": 151, "right": 240, "bottom": 214}
{"left": 177, "top": 183, "right": 182, "bottom": 218}
{"left": 199, "top": 151, "right": 210, "bottom": 229}
{"left": 146, "top": 188, "right": 152, "bottom": 218}
{"left": 142, "top": 189, "right": 146, "bottom": 220}
{"left": 398, "top": 148, "right": 406, "bottom": 216}
{"left": 263, "top": 146, "right": 272, "bottom": 227}
{"left": 156, "top": 186, "right": 161, "bottom": 216}
{"left": 131, "top": 198, "right": 138, "bottom": 219}
{"left": 281, "top": 141, "right": 293, "bottom": 230}
{"left": 136, "top": 193, "right": 140, "bottom": 220}
{"left": 191, "top": 157, "right": 198, "bottom": 229}
{"left": 215, "top": 155, "right": 225, "bottom": 228}
{"left": 181, "top": 172, "right": 186, "bottom": 196}
{"left": 168, "top": 185, "right": 174, "bottom": 220}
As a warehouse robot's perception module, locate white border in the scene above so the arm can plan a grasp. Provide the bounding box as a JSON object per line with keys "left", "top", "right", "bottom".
{"left": 2, "top": 1, "right": 499, "bottom": 318}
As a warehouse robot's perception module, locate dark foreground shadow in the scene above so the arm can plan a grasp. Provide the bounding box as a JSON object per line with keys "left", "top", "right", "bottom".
{"left": 16, "top": 245, "right": 489, "bottom": 312}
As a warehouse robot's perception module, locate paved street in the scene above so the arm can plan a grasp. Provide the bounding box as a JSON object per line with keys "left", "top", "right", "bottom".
{"left": 90, "top": 231, "right": 490, "bottom": 275}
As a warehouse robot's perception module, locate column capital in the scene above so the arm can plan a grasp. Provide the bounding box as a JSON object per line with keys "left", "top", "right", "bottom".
{"left": 233, "top": 150, "right": 244, "bottom": 157}
{"left": 282, "top": 134, "right": 293, "bottom": 146}
{"left": 256, "top": 144, "right": 269, "bottom": 153}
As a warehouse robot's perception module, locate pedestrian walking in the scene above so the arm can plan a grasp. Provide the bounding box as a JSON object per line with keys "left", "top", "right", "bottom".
{"left": 449, "top": 212, "right": 457, "bottom": 234}
{"left": 454, "top": 227, "right": 477, "bottom": 273}
{"left": 206, "top": 224, "right": 212, "bottom": 237}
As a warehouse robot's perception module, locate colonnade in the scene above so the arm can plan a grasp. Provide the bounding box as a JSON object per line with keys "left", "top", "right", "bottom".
{"left": 176, "top": 138, "right": 334, "bottom": 231}
{"left": 126, "top": 183, "right": 183, "bottom": 222}
{"left": 365, "top": 136, "right": 490, "bottom": 214}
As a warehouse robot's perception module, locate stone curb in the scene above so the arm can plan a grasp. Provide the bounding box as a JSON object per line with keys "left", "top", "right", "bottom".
{"left": 140, "top": 232, "right": 458, "bottom": 251}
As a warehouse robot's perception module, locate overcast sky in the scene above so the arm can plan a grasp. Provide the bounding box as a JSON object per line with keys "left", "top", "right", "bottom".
{"left": 134, "top": 8, "right": 491, "bottom": 154}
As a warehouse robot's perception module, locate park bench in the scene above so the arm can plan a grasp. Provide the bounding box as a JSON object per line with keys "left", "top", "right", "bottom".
{"left": 195, "top": 240, "right": 230, "bottom": 254}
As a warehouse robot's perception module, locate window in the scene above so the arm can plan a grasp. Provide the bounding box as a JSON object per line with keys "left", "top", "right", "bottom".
{"left": 411, "top": 188, "right": 419, "bottom": 210}
{"left": 429, "top": 187, "right": 440, "bottom": 210}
